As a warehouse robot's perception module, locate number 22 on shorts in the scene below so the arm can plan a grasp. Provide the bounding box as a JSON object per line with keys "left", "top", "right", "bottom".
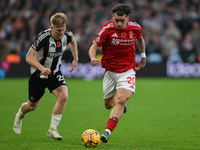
{"left": 127, "top": 76, "right": 135, "bottom": 89}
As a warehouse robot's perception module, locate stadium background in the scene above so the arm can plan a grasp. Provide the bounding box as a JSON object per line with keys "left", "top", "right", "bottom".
{"left": 0, "top": 1, "right": 200, "bottom": 149}
{"left": 0, "top": 0, "right": 200, "bottom": 79}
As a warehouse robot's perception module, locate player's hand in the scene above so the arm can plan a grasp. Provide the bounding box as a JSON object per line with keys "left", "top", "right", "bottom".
{"left": 137, "top": 58, "right": 146, "bottom": 71}
{"left": 90, "top": 58, "right": 98, "bottom": 66}
{"left": 41, "top": 68, "right": 51, "bottom": 76}
{"left": 69, "top": 60, "right": 78, "bottom": 72}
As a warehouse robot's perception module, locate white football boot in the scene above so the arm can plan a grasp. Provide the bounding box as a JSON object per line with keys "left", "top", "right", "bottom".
{"left": 47, "top": 128, "right": 63, "bottom": 141}
{"left": 13, "top": 115, "right": 22, "bottom": 134}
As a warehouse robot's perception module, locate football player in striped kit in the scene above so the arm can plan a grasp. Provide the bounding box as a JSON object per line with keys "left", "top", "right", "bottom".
{"left": 13, "top": 13, "right": 78, "bottom": 140}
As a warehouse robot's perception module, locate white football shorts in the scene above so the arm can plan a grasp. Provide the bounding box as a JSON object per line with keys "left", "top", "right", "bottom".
{"left": 103, "top": 69, "right": 136, "bottom": 99}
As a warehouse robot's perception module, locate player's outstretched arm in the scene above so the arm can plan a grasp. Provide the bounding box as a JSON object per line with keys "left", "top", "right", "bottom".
{"left": 136, "top": 37, "right": 146, "bottom": 71}
{"left": 26, "top": 47, "right": 51, "bottom": 76}
{"left": 68, "top": 37, "right": 78, "bottom": 72}
{"left": 137, "top": 58, "right": 146, "bottom": 71}
{"left": 89, "top": 44, "right": 99, "bottom": 66}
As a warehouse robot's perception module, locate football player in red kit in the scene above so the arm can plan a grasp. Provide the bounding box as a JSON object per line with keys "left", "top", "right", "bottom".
{"left": 89, "top": 4, "right": 146, "bottom": 143}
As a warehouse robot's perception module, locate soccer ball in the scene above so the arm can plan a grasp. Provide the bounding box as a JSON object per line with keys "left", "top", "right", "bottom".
{"left": 81, "top": 129, "right": 100, "bottom": 147}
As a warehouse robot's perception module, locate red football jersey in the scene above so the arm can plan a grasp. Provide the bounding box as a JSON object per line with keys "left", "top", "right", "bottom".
{"left": 93, "top": 20, "right": 142, "bottom": 73}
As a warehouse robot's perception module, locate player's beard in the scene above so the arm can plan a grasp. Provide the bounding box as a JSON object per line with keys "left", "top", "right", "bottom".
{"left": 117, "top": 26, "right": 123, "bottom": 30}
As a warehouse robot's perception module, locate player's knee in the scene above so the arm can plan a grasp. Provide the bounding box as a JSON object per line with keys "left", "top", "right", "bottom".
{"left": 58, "top": 93, "right": 68, "bottom": 104}
{"left": 116, "top": 97, "right": 127, "bottom": 106}
{"left": 28, "top": 105, "right": 38, "bottom": 111}
{"left": 26, "top": 101, "right": 38, "bottom": 111}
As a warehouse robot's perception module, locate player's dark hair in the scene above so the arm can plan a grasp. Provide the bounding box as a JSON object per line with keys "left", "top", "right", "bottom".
{"left": 112, "top": 4, "right": 132, "bottom": 16}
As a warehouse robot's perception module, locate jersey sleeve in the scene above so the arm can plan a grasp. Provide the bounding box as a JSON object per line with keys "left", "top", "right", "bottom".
{"left": 92, "top": 26, "right": 108, "bottom": 47}
{"left": 65, "top": 30, "right": 73, "bottom": 44}
{"left": 137, "top": 25, "right": 142, "bottom": 40}
{"left": 31, "top": 31, "right": 48, "bottom": 52}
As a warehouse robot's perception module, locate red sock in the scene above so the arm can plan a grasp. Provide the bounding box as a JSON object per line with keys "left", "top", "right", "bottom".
{"left": 106, "top": 118, "right": 118, "bottom": 132}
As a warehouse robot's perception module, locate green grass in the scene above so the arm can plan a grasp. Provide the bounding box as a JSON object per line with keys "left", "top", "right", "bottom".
{"left": 0, "top": 78, "right": 200, "bottom": 150}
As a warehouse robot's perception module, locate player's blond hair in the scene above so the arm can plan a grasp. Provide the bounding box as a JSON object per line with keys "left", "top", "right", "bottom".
{"left": 50, "top": 13, "right": 67, "bottom": 28}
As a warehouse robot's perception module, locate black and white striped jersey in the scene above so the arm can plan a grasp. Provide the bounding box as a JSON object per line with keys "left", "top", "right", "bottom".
{"left": 31, "top": 28, "right": 73, "bottom": 79}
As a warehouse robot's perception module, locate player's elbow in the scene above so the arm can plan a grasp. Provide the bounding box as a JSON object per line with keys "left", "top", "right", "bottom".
{"left": 25, "top": 56, "right": 32, "bottom": 65}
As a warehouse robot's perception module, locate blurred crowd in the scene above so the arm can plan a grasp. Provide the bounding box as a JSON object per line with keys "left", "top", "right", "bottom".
{"left": 0, "top": 0, "right": 200, "bottom": 65}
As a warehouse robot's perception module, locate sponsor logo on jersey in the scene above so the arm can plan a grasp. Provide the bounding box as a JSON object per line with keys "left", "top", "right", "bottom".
{"left": 48, "top": 51, "right": 64, "bottom": 58}
{"left": 111, "top": 38, "right": 135, "bottom": 45}
{"left": 111, "top": 38, "right": 120, "bottom": 45}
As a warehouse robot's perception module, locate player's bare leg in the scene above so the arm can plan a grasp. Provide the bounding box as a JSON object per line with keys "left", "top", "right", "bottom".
{"left": 104, "top": 94, "right": 117, "bottom": 109}
{"left": 109, "top": 88, "right": 132, "bottom": 119}
{"left": 104, "top": 93, "right": 128, "bottom": 113}
{"left": 47, "top": 85, "right": 68, "bottom": 140}
{"left": 13, "top": 100, "right": 40, "bottom": 134}
{"left": 101, "top": 88, "right": 133, "bottom": 143}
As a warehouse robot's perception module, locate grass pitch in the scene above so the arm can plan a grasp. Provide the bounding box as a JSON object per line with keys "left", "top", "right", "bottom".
{"left": 0, "top": 78, "right": 199, "bottom": 150}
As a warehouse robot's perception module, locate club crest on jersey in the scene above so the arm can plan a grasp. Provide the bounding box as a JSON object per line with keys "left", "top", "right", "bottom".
{"left": 129, "top": 31, "right": 133, "bottom": 38}
{"left": 62, "top": 42, "right": 67, "bottom": 46}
